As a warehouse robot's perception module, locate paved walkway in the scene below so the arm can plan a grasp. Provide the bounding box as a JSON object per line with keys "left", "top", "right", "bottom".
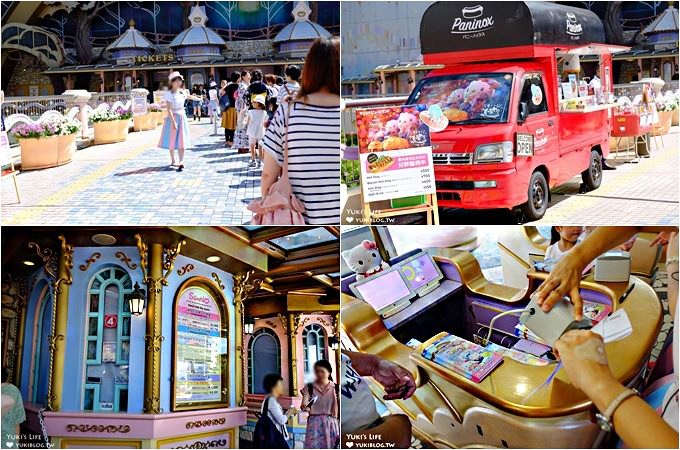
{"left": 2, "top": 120, "right": 260, "bottom": 225}
{"left": 532, "top": 126, "right": 679, "bottom": 225}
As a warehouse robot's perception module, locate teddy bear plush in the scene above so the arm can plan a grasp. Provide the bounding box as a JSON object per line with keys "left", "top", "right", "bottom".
{"left": 342, "top": 240, "right": 390, "bottom": 280}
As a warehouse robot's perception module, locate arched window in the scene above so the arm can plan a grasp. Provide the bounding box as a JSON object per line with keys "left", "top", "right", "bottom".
{"left": 83, "top": 266, "right": 133, "bottom": 412}
{"left": 302, "top": 324, "right": 326, "bottom": 375}
{"left": 32, "top": 286, "right": 52, "bottom": 405}
{"left": 248, "top": 328, "right": 280, "bottom": 395}
{"left": 172, "top": 280, "right": 229, "bottom": 410}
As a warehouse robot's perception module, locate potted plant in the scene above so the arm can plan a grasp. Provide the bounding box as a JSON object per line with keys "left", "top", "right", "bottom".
{"left": 10, "top": 122, "right": 59, "bottom": 170}
{"left": 149, "top": 103, "right": 164, "bottom": 125}
{"left": 133, "top": 104, "right": 155, "bottom": 132}
{"left": 51, "top": 117, "right": 81, "bottom": 166}
{"left": 653, "top": 100, "right": 675, "bottom": 135}
{"left": 92, "top": 107, "right": 129, "bottom": 144}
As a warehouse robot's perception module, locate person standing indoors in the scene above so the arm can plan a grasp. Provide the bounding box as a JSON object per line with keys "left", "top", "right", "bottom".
{"left": 1, "top": 367, "right": 25, "bottom": 450}
{"left": 261, "top": 37, "right": 341, "bottom": 225}
{"left": 159, "top": 72, "right": 202, "bottom": 171}
{"left": 233, "top": 70, "right": 251, "bottom": 152}
{"left": 301, "top": 360, "right": 340, "bottom": 449}
{"left": 277, "top": 65, "right": 301, "bottom": 107}
{"left": 220, "top": 73, "right": 240, "bottom": 147}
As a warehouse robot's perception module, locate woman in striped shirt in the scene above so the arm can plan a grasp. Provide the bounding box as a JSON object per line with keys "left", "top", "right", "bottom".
{"left": 261, "top": 37, "right": 340, "bottom": 225}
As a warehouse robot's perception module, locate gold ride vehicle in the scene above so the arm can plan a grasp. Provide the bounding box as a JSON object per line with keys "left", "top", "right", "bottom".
{"left": 340, "top": 248, "right": 662, "bottom": 448}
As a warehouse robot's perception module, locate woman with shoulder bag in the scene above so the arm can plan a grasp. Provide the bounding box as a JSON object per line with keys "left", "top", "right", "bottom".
{"left": 250, "top": 37, "right": 340, "bottom": 225}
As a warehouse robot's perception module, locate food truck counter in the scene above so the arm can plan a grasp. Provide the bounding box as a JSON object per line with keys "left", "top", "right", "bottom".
{"left": 341, "top": 250, "right": 662, "bottom": 419}
{"left": 559, "top": 103, "right": 619, "bottom": 114}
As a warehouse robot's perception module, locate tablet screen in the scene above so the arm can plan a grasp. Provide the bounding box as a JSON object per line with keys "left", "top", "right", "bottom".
{"left": 399, "top": 253, "right": 441, "bottom": 291}
{"left": 354, "top": 270, "right": 411, "bottom": 311}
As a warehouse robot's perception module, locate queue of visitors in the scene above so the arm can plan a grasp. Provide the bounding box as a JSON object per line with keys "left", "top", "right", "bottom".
{"left": 158, "top": 37, "right": 340, "bottom": 225}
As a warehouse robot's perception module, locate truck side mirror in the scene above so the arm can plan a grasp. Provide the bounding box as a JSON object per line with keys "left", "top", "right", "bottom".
{"left": 519, "top": 102, "right": 529, "bottom": 123}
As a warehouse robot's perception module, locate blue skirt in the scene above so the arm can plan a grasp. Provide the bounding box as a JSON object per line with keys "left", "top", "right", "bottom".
{"left": 158, "top": 112, "right": 191, "bottom": 150}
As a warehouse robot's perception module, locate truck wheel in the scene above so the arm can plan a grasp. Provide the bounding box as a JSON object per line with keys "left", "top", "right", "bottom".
{"left": 521, "top": 171, "right": 548, "bottom": 221}
{"left": 581, "top": 151, "right": 602, "bottom": 191}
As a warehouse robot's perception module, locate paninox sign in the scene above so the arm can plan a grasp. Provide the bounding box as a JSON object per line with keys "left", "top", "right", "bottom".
{"left": 450, "top": 5, "right": 495, "bottom": 34}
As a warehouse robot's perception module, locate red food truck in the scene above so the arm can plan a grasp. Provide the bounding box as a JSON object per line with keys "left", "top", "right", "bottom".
{"left": 407, "top": 1, "right": 627, "bottom": 220}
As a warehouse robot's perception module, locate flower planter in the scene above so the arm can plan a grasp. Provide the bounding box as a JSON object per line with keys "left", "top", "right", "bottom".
{"left": 672, "top": 109, "right": 679, "bottom": 126}
{"left": 19, "top": 135, "right": 60, "bottom": 170}
{"left": 151, "top": 111, "right": 164, "bottom": 125}
{"left": 133, "top": 113, "right": 156, "bottom": 131}
{"left": 94, "top": 120, "right": 129, "bottom": 144}
{"left": 652, "top": 110, "right": 672, "bottom": 136}
{"left": 57, "top": 133, "right": 77, "bottom": 166}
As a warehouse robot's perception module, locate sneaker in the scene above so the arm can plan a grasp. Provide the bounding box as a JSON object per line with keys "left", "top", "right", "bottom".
{"left": 248, "top": 160, "right": 257, "bottom": 168}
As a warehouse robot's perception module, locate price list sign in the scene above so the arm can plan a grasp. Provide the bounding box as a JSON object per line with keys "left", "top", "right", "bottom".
{"left": 356, "top": 105, "right": 436, "bottom": 203}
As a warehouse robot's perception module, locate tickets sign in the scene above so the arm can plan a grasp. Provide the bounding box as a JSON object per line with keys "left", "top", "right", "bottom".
{"left": 356, "top": 105, "right": 436, "bottom": 203}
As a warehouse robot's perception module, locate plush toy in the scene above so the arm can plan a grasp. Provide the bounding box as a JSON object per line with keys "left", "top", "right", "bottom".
{"left": 342, "top": 240, "right": 390, "bottom": 280}
{"left": 446, "top": 89, "right": 465, "bottom": 109}
{"left": 384, "top": 119, "right": 400, "bottom": 137}
{"left": 462, "top": 79, "right": 499, "bottom": 115}
{"left": 397, "top": 112, "right": 419, "bottom": 138}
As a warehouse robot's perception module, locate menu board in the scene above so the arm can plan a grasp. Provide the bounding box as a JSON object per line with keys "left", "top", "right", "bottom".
{"left": 174, "top": 286, "right": 225, "bottom": 407}
{"left": 355, "top": 105, "right": 435, "bottom": 203}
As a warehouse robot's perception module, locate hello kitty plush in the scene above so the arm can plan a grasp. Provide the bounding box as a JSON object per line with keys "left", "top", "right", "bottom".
{"left": 384, "top": 119, "right": 400, "bottom": 137}
{"left": 397, "top": 112, "right": 418, "bottom": 138}
{"left": 342, "top": 240, "right": 390, "bottom": 280}
{"left": 446, "top": 89, "right": 465, "bottom": 109}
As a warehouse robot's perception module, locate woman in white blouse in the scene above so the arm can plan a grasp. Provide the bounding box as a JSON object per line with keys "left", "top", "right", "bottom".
{"left": 261, "top": 373, "right": 298, "bottom": 446}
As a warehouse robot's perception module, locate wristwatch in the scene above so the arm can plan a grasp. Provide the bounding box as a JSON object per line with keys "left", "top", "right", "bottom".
{"left": 596, "top": 388, "right": 638, "bottom": 432}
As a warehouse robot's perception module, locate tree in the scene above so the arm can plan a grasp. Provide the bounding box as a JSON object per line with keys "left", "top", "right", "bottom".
{"left": 603, "top": 1, "right": 624, "bottom": 45}
{"left": 41, "top": 2, "right": 116, "bottom": 64}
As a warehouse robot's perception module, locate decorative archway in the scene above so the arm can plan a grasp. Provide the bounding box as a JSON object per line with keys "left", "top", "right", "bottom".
{"left": 248, "top": 328, "right": 281, "bottom": 395}
{"left": 172, "top": 277, "right": 230, "bottom": 411}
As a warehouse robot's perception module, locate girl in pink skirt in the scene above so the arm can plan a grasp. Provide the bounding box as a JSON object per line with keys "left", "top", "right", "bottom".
{"left": 159, "top": 72, "right": 202, "bottom": 172}
{"left": 301, "top": 360, "right": 340, "bottom": 449}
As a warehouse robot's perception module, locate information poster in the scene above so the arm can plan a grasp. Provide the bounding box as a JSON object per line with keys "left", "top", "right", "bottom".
{"left": 355, "top": 105, "right": 435, "bottom": 203}
{"left": 132, "top": 95, "right": 147, "bottom": 116}
{"left": 174, "top": 286, "right": 225, "bottom": 406}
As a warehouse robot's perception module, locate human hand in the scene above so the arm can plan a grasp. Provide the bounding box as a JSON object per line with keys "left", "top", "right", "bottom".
{"left": 288, "top": 406, "right": 299, "bottom": 416}
{"left": 554, "top": 330, "right": 624, "bottom": 411}
{"left": 651, "top": 231, "right": 672, "bottom": 247}
{"left": 536, "top": 250, "right": 586, "bottom": 320}
{"left": 372, "top": 358, "right": 416, "bottom": 400}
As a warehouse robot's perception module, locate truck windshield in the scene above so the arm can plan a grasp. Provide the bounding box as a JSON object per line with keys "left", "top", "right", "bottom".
{"left": 410, "top": 73, "right": 513, "bottom": 124}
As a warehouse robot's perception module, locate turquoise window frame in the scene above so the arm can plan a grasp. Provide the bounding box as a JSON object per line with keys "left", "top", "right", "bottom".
{"left": 86, "top": 267, "right": 133, "bottom": 366}
{"left": 83, "top": 383, "right": 101, "bottom": 411}
{"left": 114, "top": 384, "right": 129, "bottom": 412}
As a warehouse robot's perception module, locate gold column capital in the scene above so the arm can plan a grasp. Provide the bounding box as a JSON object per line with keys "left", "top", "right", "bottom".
{"left": 233, "top": 270, "right": 262, "bottom": 407}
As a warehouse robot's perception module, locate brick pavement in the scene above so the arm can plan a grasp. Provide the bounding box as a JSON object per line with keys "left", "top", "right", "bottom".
{"left": 531, "top": 126, "right": 679, "bottom": 225}
{"left": 1, "top": 120, "right": 261, "bottom": 225}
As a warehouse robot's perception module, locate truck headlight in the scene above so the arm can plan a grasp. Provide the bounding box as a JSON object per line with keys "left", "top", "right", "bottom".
{"left": 474, "top": 141, "right": 514, "bottom": 163}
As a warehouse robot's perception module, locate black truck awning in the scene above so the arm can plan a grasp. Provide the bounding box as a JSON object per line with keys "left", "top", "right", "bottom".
{"left": 421, "top": 1, "right": 606, "bottom": 55}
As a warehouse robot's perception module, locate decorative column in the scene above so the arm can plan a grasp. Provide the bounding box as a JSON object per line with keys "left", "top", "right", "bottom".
{"left": 285, "top": 313, "right": 305, "bottom": 396}
{"left": 61, "top": 90, "right": 92, "bottom": 139}
{"left": 233, "top": 271, "right": 262, "bottom": 406}
{"left": 333, "top": 313, "right": 341, "bottom": 378}
{"left": 29, "top": 236, "right": 73, "bottom": 411}
{"left": 136, "top": 234, "right": 184, "bottom": 414}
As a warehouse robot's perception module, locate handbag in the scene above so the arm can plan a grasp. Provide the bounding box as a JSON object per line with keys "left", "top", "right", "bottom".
{"left": 247, "top": 103, "right": 306, "bottom": 225}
